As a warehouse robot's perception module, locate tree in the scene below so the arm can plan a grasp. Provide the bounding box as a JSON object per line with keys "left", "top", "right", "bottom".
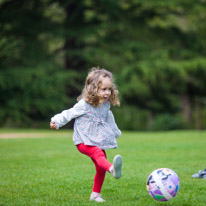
{"left": 0, "top": 0, "right": 205, "bottom": 130}
{"left": 0, "top": 0, "right": 71, "bottom": 126}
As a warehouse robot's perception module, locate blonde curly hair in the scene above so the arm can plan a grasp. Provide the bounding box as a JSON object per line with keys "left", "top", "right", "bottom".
{"left": 77, "top": 67, "right": 120, "bottom": 107}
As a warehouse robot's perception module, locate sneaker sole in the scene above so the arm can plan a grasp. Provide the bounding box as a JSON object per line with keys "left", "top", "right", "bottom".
{"left": 90, "top": 197, "right": 105, "bottom": 202}
{"left": 113, "top": 155, "right": 122, "bottom": 179}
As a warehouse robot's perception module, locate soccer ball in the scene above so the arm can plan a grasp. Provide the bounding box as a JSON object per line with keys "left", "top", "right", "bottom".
{"left": 146, "top": 168, "right": 180, "bottom": 201}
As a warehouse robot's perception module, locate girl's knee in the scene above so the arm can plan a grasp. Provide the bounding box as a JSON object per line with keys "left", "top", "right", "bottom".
{"left": 92, "top": 149, "right": 106, "bottom": 160}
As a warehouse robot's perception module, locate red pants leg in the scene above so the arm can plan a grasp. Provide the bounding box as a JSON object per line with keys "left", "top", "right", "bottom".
{"left": 77, "top": 143, "right": 112, "bottom": 193}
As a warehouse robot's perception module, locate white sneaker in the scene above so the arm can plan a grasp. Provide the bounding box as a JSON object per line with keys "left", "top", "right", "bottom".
{"left": 90, "top": 193, "right": 105, "bottom": 202}
{"left": 112, "top": 155, "right": 122, "bottom": 179}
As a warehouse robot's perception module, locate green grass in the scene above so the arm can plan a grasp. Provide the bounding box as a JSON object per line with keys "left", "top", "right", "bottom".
{"left": 0, "top": 129, "right": 206, "bottom": 206}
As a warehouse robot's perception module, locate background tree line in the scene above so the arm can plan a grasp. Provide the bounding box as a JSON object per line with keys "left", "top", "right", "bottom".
{"left": 0, "top": 0, "right": 205, "bottom": 130}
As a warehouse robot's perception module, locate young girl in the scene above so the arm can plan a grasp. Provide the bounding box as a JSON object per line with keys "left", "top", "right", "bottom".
{"left": 50, "top": 67, "right": 122, "bottom": 202}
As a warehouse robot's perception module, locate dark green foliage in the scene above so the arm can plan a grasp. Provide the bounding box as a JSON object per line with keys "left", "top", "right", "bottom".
{"left": 0, "top": 0, "right": 205, "bottom": 129}
{"left": 112, "top": 106, "right": 148, "bottom": 131}
{"left": 0, "top": 64, "right": 73, "bottom": 126}
{"left": 149, "top": 114, "right": 184, "bottom": 131}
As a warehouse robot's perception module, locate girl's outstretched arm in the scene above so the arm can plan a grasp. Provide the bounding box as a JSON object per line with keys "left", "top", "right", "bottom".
{"left": 50, "top": 99, "right": 86, "bottom": 129}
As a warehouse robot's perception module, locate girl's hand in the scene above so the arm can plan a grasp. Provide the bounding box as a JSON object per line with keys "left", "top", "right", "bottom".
{"left": 50, "top": 121, "right": 57, "bottom": 130}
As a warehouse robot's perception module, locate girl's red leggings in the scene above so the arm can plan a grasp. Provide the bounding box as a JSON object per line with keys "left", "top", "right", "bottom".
{"left": 77, "top": 143, "right": 112, "bottom": 193}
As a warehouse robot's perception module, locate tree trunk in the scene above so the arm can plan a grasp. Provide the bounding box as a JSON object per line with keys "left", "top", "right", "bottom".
{"left": 147, "top": 111, "right": 155, "bottom": 130}
{"left": 180, "top": 94, "right": 193, "bottom": 124}
{"left": 195, "top": 98, "right": 202, "bottom": 130}
{"left": 64, "top": 1, "right": 85, "bottom": 71}
{"left": 63, "top": 1, "right": 86, "bottom": 99}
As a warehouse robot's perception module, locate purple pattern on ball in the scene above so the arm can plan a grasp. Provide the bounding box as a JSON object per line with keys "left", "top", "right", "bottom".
{"left": 146, "top": 168, "right": 180, "bottom": 201}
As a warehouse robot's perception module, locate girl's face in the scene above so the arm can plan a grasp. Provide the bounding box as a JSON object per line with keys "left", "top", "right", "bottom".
{"left": 98, "top": 77, "right": 112, "bottom": 103}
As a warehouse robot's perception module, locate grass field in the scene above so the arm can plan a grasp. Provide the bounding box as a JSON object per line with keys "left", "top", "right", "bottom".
{"left": 0, "top": 129, "right": 206, "bottom": 206}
